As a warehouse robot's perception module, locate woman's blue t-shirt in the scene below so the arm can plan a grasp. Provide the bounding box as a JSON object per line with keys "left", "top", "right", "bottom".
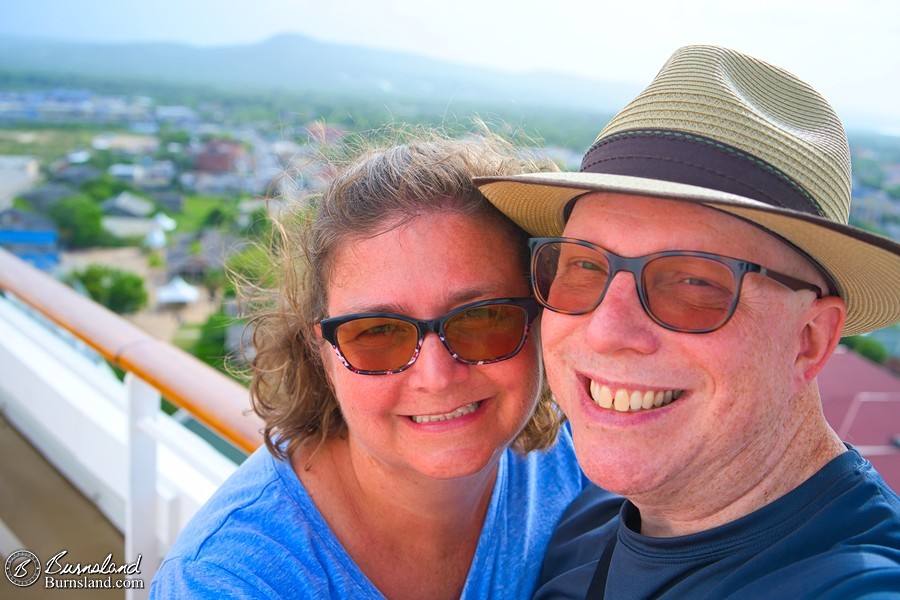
{"left": 151, "top": 425, "right": 595, "bottom": 599}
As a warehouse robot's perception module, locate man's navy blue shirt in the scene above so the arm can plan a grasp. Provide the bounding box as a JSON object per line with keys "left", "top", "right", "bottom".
{"left": 537, "top": 447, "right": 900, "bottom": 599}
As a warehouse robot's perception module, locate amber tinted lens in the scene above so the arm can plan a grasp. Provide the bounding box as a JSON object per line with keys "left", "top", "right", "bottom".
{"left": 534, "top": 241, "right": 609, "bottom": 313}
{"left": 643, "top": 255, "right": 738, "bottom": 331}
{"left": 443, "top": 304, "right": 528, "bottom": 362}
{"left": 335, "top": 317, "right": 419, "bottom": 372}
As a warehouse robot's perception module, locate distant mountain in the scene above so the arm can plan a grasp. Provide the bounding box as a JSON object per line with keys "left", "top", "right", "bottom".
{"left": 0, "top": 33, "right": 639, "bottom": 114}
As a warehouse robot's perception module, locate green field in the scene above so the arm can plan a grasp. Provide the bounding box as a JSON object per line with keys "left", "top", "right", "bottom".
{"left": 174, "top": 195, "right": 232, "bottom": 232}
{"left": 0, "top": 126, "right": 111, "bottom": 165}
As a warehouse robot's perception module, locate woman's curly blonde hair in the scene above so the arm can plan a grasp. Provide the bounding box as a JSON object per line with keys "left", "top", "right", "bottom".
{"left": 243, "top": 127, "right": 562, "bottom": 462}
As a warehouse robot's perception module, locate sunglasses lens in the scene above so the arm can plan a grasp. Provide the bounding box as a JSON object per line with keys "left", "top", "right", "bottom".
{"left": 334, "top": 317, "right": 419, "bottom": 372}
{"left": 444, "top": 304, "right": 529, "bottom": 363}
{"left": 533, "top": 241, "right": 741, "bottom": 332}
{"left": 643, "top": 256, "right": 737, "bottom": 331}
{"left": 533, "top": 241, "right": 608, "bottom": 313}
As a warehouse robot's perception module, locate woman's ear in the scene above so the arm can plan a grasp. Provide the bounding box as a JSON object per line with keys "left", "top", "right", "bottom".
{"left": 795, "top": 296, "right": 847, "bottom": 383}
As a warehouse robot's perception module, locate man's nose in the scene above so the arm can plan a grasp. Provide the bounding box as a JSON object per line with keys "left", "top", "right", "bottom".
{"left": 583, "top": 271, "right": 660, "bottom": 355}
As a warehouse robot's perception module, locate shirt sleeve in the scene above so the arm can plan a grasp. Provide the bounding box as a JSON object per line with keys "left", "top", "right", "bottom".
{"left": 150, "top": 558, "right": 278, "bottom": 599}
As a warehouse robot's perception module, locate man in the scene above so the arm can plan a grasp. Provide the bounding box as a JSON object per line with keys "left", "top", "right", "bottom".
{"left": 476, "top": 45, "right": 900, "bottom": 598}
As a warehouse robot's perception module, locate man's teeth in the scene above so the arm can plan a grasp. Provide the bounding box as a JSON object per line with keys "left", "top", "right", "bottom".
{"left": 410, "top": 401, "right": 481, "bottom": 424}
{"left": 589, "top": 381, "right": 683, "bottom": 413}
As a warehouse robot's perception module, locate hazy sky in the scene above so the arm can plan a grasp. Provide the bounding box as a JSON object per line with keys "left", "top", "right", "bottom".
{"left": 3, "top": 0, "right": 900, "bottom": 129}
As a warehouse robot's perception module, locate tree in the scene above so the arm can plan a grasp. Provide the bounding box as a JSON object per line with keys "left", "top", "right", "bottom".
{"left": 225, "top": 244, "right": 274, "bottom": 297}
{"left": 243, "top": 207, "right": 271, "bottom": 239}
{"left": 65, "top": 264, "right": 148, "bottom": 314}
{"left": 193, "top": 311, "right": 232, "bottom": 372}
{"left": 159, "top": 125, "right": 191, "bottom": 146}
{"left": 49, "top": 194, "right": 109, "bottom": 248}
{"left": 80, "top": 174, "right": 142, "bottom": 202}
{"left": 86, "top": 148, "right": 118, "bottom": 171}
{"left": 851, "top": 157, "right": 885, "bottom": 189}
{"left": 841, "top": 335, "right": 889, "bottom": 365}
{"left": 203, "top": 204, "right": 237, "bottom": 228}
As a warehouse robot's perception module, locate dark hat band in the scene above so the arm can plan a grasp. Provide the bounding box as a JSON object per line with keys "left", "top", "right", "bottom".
{"left": 580, "top": 130, "right": 825, "bottom": 217}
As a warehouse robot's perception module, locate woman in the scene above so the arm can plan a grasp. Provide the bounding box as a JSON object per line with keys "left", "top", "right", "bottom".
{"left": 151, "top": 131, "right": 587, "bottom": 599}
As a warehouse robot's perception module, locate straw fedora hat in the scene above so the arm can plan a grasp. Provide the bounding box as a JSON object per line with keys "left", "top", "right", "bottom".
{"left": 476, "top": 45, "right": 900, "bottom": 336}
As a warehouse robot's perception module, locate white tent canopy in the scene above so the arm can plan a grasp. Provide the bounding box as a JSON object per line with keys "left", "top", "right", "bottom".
{"left": 154, "top": 212, "right": 177, "bottom": 232}
{"left": 144, "top": 227, "right": 166, "bottom": 249}
{"left": 155, "top": 276, "right": 200, "bottom": 305}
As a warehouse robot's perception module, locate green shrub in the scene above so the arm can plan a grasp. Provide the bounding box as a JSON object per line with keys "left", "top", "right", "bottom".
{"left": 64, "top": 264, "right": 148, "bottom": 314}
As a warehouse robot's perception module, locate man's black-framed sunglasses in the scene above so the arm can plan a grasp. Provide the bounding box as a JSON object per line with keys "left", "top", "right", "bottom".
{"left": 530, "top": 237, "right": 825, "bottom": 334}
{"left": 319, "top": 297, "right": 541, "bottom": 375}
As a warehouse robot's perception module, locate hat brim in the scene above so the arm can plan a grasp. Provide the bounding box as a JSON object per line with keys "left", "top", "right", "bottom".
{"left": 476, "top": 172, "right": 900, "bottom": 336}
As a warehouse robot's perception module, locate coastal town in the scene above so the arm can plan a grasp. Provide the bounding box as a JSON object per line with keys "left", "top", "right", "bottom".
{"left": 1, "top": 88, "right": 897, "bottom": 362}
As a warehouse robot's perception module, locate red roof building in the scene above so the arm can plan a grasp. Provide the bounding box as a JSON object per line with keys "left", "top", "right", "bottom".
{"left": 819, "top": 346, "right": 900, "bottom": 492}
{"left": 194, "top": 139, "right": 247, "bottom": 174}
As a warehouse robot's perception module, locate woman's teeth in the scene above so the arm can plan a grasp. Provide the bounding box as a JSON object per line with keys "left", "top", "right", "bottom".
{"left": 409, "top": 401, "right": 481, "bottom": 423}
{"left": 589, "top": 381, "right": 683, "bottom": 413}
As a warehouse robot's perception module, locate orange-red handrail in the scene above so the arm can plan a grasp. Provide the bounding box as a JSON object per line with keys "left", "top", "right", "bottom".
{"left": 0, "top": 247, "right": 264, "bottom": 454}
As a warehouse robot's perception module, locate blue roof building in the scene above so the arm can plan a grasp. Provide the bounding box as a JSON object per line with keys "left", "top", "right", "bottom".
{"left": 0, "top": 209, "right": 59, "bottom": 272}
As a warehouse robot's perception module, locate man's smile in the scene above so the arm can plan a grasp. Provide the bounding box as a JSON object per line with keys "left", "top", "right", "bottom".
{"left": 589, "top": 381, "right": 684, "bottom": 412}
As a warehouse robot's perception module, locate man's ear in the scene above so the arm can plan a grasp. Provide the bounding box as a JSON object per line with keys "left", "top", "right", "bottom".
{"left": 795, "top": 296, "right": 847, "bottom": 383}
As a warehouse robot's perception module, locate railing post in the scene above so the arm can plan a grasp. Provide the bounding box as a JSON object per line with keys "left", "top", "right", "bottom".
{"left": 125, "top": 373, "right": 160, "bottom": 599}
